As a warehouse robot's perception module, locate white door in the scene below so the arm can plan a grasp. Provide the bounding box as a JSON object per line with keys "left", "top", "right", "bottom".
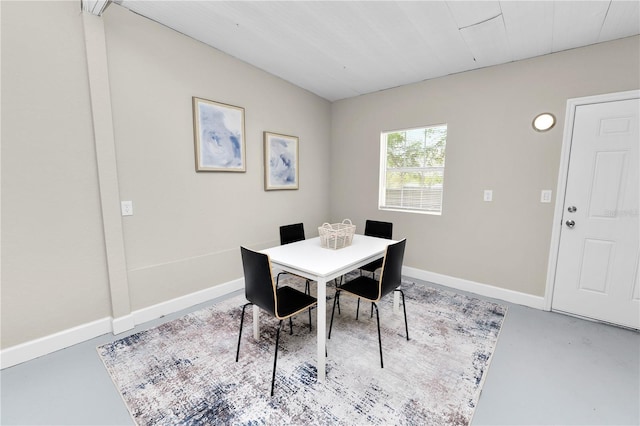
{"left": 552, "top": 98, "right": 639, "bottom": 329}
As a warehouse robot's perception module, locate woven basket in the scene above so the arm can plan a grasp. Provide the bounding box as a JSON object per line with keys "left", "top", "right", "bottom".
{"left": 318, "top": 219, "right": 356, "bottom": 250}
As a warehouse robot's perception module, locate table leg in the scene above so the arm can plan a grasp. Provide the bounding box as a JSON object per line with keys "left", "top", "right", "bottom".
{"left": 316, "top": 277, "right": 327, "bottom": 382}
{"left": 253, "top": 305, "right": 259, "bottom": 339}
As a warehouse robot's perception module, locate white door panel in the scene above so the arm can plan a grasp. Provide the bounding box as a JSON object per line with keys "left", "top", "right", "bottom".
{"left": 553, "top": 98, "right": 639, "bottom": 329}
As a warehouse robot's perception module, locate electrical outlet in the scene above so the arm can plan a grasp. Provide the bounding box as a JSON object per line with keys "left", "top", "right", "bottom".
{"left": 121, "top": 201, "right": 133, "bottom": 216}
{"left": 484, "top": 190, "right": 493, "bottom": 202}
{"left": 540, "top": 190, "right": 552, "bottom": 203}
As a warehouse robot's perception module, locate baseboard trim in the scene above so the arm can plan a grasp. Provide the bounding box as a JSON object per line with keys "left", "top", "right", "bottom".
{"left": 402, "top": 266, "right": 546, "bottom": 310}
{"left": 1, "top": 278, "right": 245, "bottom": 369}
{"left": 1, "top": 272, "right": 541, "bottom": 369}
{"left": 112, "top": 314, "right": 136, "bottom": 335}
{"left": 128, "top": 278, "right": 244, "bottom": 328}
{"left": 0, "top": 317, "right": 113, "bottom": 370}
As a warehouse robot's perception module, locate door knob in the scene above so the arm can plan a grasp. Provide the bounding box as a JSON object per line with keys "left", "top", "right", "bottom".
{"left": 566, "top": 220, "right": 576, "bottom": 228}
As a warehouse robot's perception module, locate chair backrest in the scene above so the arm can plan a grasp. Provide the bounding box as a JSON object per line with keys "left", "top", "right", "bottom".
{"left": 378, "top": 239, "right": 406, "bottom": 300}
{"left": 280, "top": 223, "right": 305, "bottom": 245}
{"left": 240, "top": 247, "right": 277, "bottom": 316}
{"left": 364, "top": 220, "right": 393, "bottom": 240}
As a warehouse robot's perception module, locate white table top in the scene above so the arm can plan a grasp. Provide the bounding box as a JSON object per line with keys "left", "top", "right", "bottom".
{"left": 262, "top": 234, "right": 393, "bottom": 280}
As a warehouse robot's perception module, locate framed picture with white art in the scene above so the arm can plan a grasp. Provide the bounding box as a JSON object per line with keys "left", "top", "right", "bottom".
{"left": 264, "top": 131, "right": 299, "bottom": 190}
{"left": 192, "top": 97, "right": 245, "bottom": 172}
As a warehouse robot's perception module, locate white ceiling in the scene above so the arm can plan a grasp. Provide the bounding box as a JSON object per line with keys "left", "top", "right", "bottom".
{"left": 113, "top": 1, "right": 640, "bottom": 102}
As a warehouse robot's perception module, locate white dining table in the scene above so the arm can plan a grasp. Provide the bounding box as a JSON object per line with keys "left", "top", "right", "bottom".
{"left": 259, "top": 234, "right": 396, "bottom": 382}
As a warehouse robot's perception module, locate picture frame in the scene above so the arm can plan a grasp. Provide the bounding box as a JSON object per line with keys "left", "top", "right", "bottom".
{"left": 264, "top": 131, "right": 299, "bottom": 190}
{"left": 192, "top": 97, "right": 246, "bottom": 172}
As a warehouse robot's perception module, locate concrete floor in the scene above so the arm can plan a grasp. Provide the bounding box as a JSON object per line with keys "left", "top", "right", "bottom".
{"left": 2, "top": 280, "right": 639, "bottom": 425}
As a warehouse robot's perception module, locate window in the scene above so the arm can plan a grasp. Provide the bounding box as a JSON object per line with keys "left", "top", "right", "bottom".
{"left": 379, "top": 124, "right": 447, "bottom": 215}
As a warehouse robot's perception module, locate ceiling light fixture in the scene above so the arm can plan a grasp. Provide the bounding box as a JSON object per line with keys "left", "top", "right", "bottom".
{"left": 532, "top": 113, "right": 556, "bottom": 132}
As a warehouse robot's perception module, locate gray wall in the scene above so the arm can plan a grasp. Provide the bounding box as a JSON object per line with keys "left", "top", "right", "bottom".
{"left": 1, "top": 1, "right": 112, "bottom": 347}
{"left": 1, "top": 1, "right": 331, "bottom": 349}
{"left": 330, "top": 36, "right": 640, "bottom": 297}
{"left": 103, "top": 5, "right": 331, "bottom": 311}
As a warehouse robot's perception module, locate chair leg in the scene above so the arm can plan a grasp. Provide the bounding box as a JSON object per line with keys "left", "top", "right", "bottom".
{"left": 334, "top": 277, "right": 342, "bottom": 314}
{"left": 236, "top": 302, "right": 252, "bottom": 362}
{"left": 373, "top": 302, "right": 383, "bottom": 368}
{"left": 289, "top": 317, "right": 293, "bottom": 335}
{"left": 271, "top": 320, "right": 283, "bottom": 397}
{"left": 356, "top": 298, "right": 361, "bottom": 320}
{"left": 397, "top": 289, "right": 409, "bottom": 340}
{"left": 303, "top": 279, "right": 312, "bottom": 332}
{"left": 370, "top": 302, "right": 374, "bottom": 318}
{"left": 328, "top": 290, "right": 340, "bottom": 339}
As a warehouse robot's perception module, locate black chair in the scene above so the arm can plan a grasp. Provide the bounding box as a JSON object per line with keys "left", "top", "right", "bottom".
{"left": 359, "top": 220, "right": 393, "bottom": 278}
{"left": 276, "top": 223, "right": 311, "bottom": 295}
{"left": 280, "top": 222, "right": 305, "bottom": 245}
{"left": 328, "top": 239, "right": 408, "bottom": 368}
{"left": 236, "top": 246, "right": 317, "bottom": 396}
{"left": 333, "top": 220, "right": 393, "bottom": 315}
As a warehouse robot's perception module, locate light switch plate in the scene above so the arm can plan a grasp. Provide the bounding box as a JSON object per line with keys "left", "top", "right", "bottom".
{"left": 484, "top": 190, "right": 493, "bottom": 202}
{"left": 540, "top": 190, "right": 552, "bottom": 203}
{"left": 121, "top": 200, "right": 133, "bottom": 216}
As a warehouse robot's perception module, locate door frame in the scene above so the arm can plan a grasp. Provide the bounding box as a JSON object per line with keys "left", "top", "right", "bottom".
{"left": 544, "top": 89, "right": 640, "bottom": 311}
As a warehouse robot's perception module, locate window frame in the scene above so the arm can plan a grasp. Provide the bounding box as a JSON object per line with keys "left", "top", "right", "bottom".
{"left": 378, "top": 123, "right": 448, "bottom": 215}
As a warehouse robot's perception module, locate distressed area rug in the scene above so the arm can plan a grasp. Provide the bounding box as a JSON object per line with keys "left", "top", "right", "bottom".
{"left": 97, "top": 276, "right": 506, "bottom": 425}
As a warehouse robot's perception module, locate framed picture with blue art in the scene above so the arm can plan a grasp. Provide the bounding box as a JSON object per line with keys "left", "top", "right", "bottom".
{"left": 264, "top": 131, "right": 299, "bottom": 190}
{"left": 192, "top": 97, "right": 245, "bottom": 172}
